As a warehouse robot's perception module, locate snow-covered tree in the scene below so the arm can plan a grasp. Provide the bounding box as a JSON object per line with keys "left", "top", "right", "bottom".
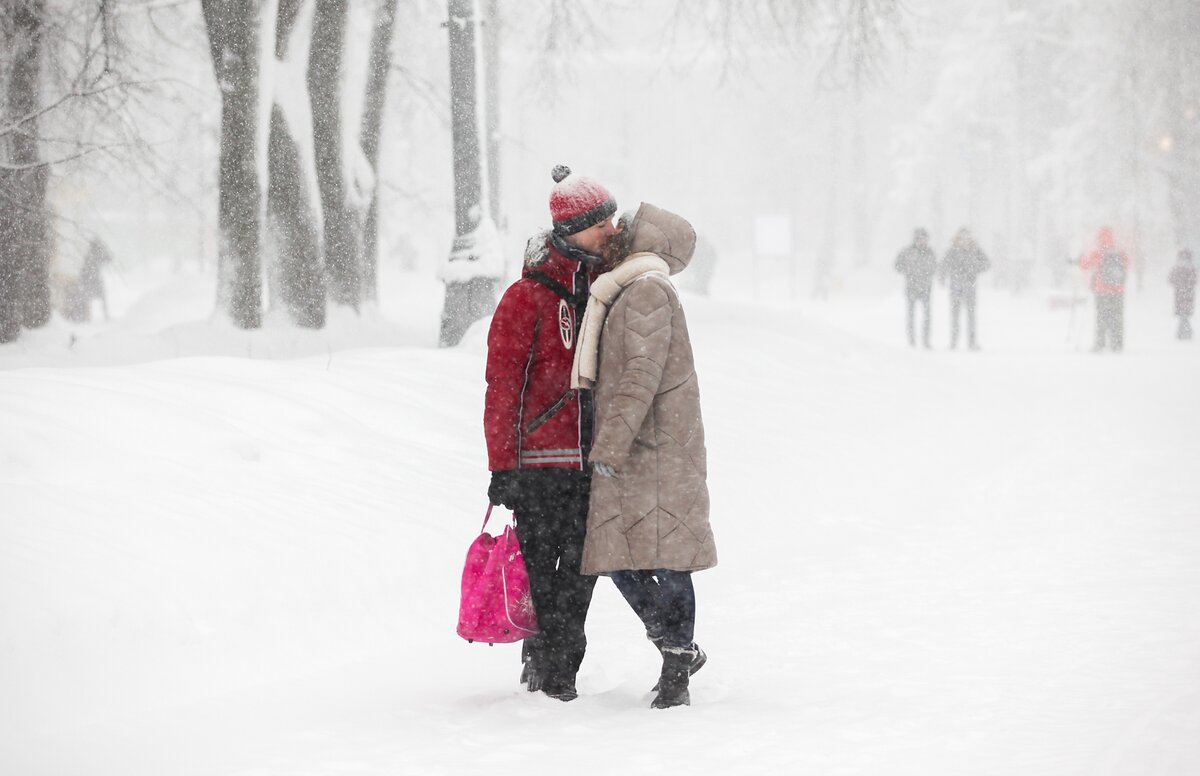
{"left": 884, "top": 0, "right": 1199, "bottom": 291}
{"left": 481, "top": 0, "right": 500, "bottom": 228}
{"left": 200, "top": 0, "right": 272, "bottom": 329}
{"left": 360, "top": 0, "right": 399, "bottom": 302}
{"left": 438, "top": 0, "right": 501, "bottom": 348}
{"left": 266, "top": 0, "right": 325, "bottom": 328}
{"left": 204, "top": 0, "right": 398, "bottom": 326}
{"left": 1, "top": 0, "right": 149, "bottom": 342}
{"left": 0, "top": 0, "right": 50, "bottom": 343}
{"left": 309, "top": 0, "right": 362, "bottom": 309}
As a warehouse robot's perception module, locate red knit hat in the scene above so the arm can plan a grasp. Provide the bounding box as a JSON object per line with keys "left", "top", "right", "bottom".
{"left": 549, "top": 165, "right": 617, "bottom": 235}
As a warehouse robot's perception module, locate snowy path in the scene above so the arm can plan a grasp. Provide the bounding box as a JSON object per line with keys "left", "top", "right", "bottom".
{"left": 2, "top": 291, "right": 1199, "bottom": 775}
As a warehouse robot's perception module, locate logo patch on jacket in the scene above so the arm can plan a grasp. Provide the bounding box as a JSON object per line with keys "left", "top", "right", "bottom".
{"left": 558, "top": 299, "right": 574, "bottom": 349}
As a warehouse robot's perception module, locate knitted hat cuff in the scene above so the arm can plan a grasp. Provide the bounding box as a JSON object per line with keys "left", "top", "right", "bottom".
{"left": 553, "top": 197, "right": 617, "bottom": 236}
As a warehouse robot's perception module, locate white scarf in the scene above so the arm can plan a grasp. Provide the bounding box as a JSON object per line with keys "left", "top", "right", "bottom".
{"left": 571, "top": 253, "right": 671, "bottom": 390}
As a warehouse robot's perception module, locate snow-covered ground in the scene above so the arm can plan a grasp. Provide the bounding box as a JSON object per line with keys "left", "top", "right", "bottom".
{"left": 2, "top": 263, "right": 1198, "bottom": 775}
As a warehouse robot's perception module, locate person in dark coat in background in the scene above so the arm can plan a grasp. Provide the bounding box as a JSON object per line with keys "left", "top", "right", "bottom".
{"left": 1169, "top": 249, "right": 1196, "bottom": 340}
{"left": 60, "top": 237, "right": 113, "bottom": 323}
{"left": 1079, "top": 227, "right": 1130, "bottom": 352}
{"left": 939, "top": 228, "right": 991, "bottom": 350}
{"left": 894, "top": 228, "right": 937, "bottom": 348}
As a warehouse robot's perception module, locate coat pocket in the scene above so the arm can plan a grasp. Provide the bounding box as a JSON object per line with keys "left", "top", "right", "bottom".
{"left": 524, "top": 390, "right": 573, "bottom": 435}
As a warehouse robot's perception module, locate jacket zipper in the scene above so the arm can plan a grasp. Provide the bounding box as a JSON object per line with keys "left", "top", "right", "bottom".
{"left": 524, "top": 390, "right": 573, "bottom": 435}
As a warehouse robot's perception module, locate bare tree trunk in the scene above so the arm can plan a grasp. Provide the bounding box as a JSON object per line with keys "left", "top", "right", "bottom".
{"left": 0, "top": 0, "right": 51, "bottom": 343}
{"left": 267, "top": 104, "right": 325, "bottom": 327}
{"left": 360, "top": 0, "right": 399, "bottom": 303}
{"left": 201, "top": 0, "right": 266, "bottom": 329}
{"left": 267, "top": 0, "right": 325, "bottom": 327}
{"left": 447, "top": 0, "right": 483, "bottom": 238}
{"left": 309, "top": 0, "right": 360, "bottom": 309}
{"left": 439, "top": 0, "right": 497, "bottom": 348}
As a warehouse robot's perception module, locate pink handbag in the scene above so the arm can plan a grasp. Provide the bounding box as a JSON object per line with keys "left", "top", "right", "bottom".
{"left": 457, "top": 505, "right": 539, "bottom": 644}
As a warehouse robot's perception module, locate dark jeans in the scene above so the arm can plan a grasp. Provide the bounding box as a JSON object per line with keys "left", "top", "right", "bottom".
{"left": 1094, "top": 294, "right": 1124, "bottom": 351}
{"left": 514, "top": 469, "right": 597, "bottom": 689}
{"left": 609, "top": 569, "right": 696, "bottom": 650}
{"left": 1178, "top": 316, "right": 1193, "bottom": 340}
{"left": 906, "top": 290, "right": 931, "bottom": 347}
{"left": 949, "top": 287, "right": 978, "bottom": 347}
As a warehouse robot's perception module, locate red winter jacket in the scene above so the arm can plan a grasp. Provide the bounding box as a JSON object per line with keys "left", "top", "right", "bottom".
{"left": 1080, "top": 228, "right": 1129, "bottom": 296}
{"left": 484, "top": 235, "right": 595, "bottom": 472}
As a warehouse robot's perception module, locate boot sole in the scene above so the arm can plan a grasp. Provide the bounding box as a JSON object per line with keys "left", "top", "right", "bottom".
{"left": 541, "top": 687, "right": 578, "bottom": 702}
{"left": 651, "top": 690, "right": 691, "bottom": 709}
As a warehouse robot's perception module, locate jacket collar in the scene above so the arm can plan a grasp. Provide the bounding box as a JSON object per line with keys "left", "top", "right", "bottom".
{"left": 524, "top": 233, "right": 600, "bottom": 287}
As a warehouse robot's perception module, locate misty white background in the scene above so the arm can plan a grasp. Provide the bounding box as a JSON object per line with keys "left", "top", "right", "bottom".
{"left": 3, "top": 1, "right": 1199, "bottom": 774}
{"left": 42, "top": 0, "right": 1197, "bottom": 295}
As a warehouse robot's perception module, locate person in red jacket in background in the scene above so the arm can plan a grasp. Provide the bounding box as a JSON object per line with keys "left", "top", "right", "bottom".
{"left": 483, "top": 165, "right": 618, "bottom": 701}
{"left": 1079, "top": 226, "right": 1130, "bottom": 352}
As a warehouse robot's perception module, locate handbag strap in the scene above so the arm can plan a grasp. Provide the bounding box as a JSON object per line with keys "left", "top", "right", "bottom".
{"left": 480, "top": 502, "right": 518, "bottom": 534}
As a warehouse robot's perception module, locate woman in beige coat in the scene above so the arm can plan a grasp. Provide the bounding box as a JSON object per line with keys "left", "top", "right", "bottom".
{"left": 571, "top": 203, "right": 717, "bottom": 709}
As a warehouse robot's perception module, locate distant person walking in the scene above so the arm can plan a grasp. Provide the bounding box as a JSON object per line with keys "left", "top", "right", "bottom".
{"left": 1169, "top": 249, "right": 1196, "bottom": 340}
{"left": 938, "top": 228, "right": 990, "bottom": 350}
{"left": 895, "top": 228, "right": 937, "bottom": 348}
{"left": 1079, "top": 227, "right": 1130, "bottom": 352}
{"left": 60, "top": 237, "right": 113, "bottom": 323}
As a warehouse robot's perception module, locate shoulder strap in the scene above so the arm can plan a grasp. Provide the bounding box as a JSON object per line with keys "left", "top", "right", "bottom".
{"left": 526, "top": 271, "right": 587, "bottom": 309}
{"left": 527, "top": 270, "right": 592, "bottom": 337}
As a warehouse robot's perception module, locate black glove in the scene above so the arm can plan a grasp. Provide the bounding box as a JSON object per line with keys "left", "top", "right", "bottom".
{"left": 488, "top": 470, "right": 523, "bottom": 509}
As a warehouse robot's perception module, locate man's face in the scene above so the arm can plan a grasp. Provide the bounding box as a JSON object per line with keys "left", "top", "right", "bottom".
{"left": 598, "top": 231, "right": 627, "bottom": 271}
{"left": 564, "top": 217, "right": 619, "bottom": 257}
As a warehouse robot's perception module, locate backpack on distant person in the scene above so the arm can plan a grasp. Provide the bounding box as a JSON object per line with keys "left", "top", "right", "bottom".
{"left": 1100, "top": 249, "right": 1126, "bottom": 287}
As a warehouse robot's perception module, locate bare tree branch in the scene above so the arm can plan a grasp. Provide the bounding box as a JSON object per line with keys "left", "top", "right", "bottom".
{"left": 817, "top": 0, "right": 910, "bottom": 91}
{"left": 0, "top": 79, "right": 156, "bottom": 138}
{"left": 0, "top": 141, "right": 124, "bottom": 171}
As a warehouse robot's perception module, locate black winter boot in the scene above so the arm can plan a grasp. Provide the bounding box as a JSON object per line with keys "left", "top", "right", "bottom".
{"left": 651, "top": 647, "right": 694, "bottom": 709}
{"left": 649, "top": 636, "right": 706, "bottom": 692}
{"left": 540, "top": 681, "right": 578, "bottom": 702}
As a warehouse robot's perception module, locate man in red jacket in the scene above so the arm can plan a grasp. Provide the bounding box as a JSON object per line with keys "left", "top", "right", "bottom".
{"left": 484, "top": 165, "right": 618, "bottom": 701}
{"left": 1080, "top": 226, "right": 1130, "bottom": 352}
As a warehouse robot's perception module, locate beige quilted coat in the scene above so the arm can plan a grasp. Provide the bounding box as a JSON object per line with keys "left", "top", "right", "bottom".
{"left": 580, "top": 204, "right": 717, "bottom": 574}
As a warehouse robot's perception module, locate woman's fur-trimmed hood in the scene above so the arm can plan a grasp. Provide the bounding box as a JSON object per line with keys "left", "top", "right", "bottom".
{"left": 623, "top": 203, "right": 696, "bottom": 275}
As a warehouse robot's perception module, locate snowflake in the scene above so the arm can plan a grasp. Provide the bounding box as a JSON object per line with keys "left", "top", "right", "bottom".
{"left": 516, "top": 590, "right": 537, "bottom": 620}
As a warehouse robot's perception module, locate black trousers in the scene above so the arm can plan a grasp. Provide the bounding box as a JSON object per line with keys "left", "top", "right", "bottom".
{"left": 949, "top": 287, "right": 978, "bottom": 347}
{"left": 1094, "top": 294, "right": 1124, "bottom": 351}
{"left": 906, "top": 290, "right": 931, "bottom": 347}
{"left": 514, "top": 468, "right": 596, "bottom": 689}
{"left": 609, "top": 569, "right": 696, "bottom": 649}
